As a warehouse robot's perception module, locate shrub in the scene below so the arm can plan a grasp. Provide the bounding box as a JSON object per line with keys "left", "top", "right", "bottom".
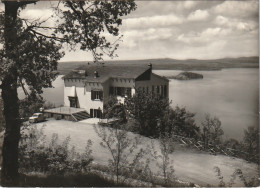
{"left": 150, "top": 132, "right": 176, "bottom": 186}
{"left": 94, "top": 123, "right": 151, "bottom": 184}
{"left": 125, "top": 89, "right": 169, "bottom": 137}
{"left": 214, "top": 166, "right": 258, "bottom": 187}
{"left": 19, "top": 125, "right": 93, "bottom": 175}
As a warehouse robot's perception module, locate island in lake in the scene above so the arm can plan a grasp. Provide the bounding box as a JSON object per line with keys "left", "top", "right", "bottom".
{"left": 168, "top": 72, "right": 203, "bottom": 80}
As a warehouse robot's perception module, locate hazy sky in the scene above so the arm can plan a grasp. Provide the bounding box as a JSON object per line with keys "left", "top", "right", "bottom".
{"left": 1, "top": 1, "right": 259, "bottom": 61}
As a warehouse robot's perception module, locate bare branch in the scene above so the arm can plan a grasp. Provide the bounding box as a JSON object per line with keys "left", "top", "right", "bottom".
{"left": 29, "top": 29, "right": 66, "bottom": 42}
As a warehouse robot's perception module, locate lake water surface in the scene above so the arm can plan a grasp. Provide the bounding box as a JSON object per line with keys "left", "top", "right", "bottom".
{"left": 31, "top": 68, "right": 258, "bottom": 140}
{"left": 154, "top": 68, "right": 259, "bottom": 140}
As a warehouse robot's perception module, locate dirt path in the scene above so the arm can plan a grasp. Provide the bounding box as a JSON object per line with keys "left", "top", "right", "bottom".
{"left": 33, "top": 119, "right": 258, "bottom": 186}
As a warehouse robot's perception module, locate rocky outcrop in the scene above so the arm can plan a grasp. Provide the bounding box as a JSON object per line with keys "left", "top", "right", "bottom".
{"left": 169, "top": 72, "right": 203, "bottom": 80}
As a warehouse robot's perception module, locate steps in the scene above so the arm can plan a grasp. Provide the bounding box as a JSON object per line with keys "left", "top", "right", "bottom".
{"left": 72, "top": 111, "right": 90, "bottom": 121}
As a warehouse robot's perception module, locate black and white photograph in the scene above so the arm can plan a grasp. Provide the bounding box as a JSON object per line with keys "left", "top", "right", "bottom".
{"left": 0, "top": 0, "right": 259, "bottom": 187}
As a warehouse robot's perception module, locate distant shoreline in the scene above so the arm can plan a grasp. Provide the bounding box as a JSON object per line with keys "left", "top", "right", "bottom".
{"left": 58, "top": 66, "right": 259, "bottom": 75}
{"left": 57, "top": 57, "right": 259, "bottom": 75}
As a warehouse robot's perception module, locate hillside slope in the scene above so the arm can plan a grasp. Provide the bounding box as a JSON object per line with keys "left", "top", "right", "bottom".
{"left": 35, "top": 119, "right": 258, "bottom": 187}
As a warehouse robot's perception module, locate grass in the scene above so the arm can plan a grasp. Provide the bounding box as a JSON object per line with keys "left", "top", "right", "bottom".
{"left": 33, "top": 120, "right": 259, "bottom": 186}
{"left": 0, "top": 119, "right": 258, "bottom": 186}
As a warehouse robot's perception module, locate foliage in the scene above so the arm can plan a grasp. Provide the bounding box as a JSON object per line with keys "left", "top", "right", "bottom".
{"left": 213, "top": 166, "right": 226, "bottom": 187}
{"left": 125, "top": 90, "right": 199, "bottom": 139}
{"left": 125, "top": 89, "right": 169, "bottom": 137}
{"left": 0, "top": 17, "right": 63, "bottom": 96}
{"left": 0, "top": 0, "right": 136, "bottom": 181}
{"left": 242, "top": 125, "right": 259, "bottom": 163}
{"left": 19, "top": 125, "right": 93, "bottom": 175}
{"left": 14, "top": 173, "right": 131, "bottom": 187}
{"left": 221, "top": 138, "right": 242, "bottom": 157}
{"left": 150, "top": 132, "right": 175, "bottom": 186}
{"left": 55, "top": 1, "right": 137, "bottom": 61}
{"left": 19, "top": 94, "right": 44, "bottom": 121}
{"left": 19, "top": 94, "right": 56, "bottom": 121}
{"left": 103, "top": 96, "right": 126, "bottom": 123}
{"left": 201, "top": 114, "right": 224, "bottom": 149}
{"left": 94, "top": 123, "right": 150, "bottom": 184}
{"left": 214, "top": 166, "right": 258, "bottom": 187}
{"left": 160, "top": 106, "right": 199, "bottom": 139}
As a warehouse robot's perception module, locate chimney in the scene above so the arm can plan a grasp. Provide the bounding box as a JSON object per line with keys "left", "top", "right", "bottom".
{"left": 94, "top": 71, "right": 99, "bottom": 78}
{"left": 148, "top": 63, "right": 152, "bottom": 70}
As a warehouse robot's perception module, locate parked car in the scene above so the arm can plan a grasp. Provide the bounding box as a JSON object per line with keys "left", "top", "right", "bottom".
{"left": 29, "top": 113, "right": 45, "bottom": 123}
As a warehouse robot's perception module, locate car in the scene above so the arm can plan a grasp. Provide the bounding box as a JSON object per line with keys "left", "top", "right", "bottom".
{"left": 29, "top": 113, "right": 45, "bottom": 123}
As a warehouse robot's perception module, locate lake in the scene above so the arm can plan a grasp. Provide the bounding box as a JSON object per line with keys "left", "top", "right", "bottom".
{"left": 22, "top": 68, "right": 259, "bottom": 140}
{"left": 154, "top": 68, "right": 259, "bottom": 140}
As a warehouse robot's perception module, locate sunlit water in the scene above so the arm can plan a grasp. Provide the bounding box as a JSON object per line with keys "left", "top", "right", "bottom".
{"left": 154, "top": 68, "right": 259, "bottom": 140}
{"left": 19, "top": 68, "right": 259, "bottom": 140}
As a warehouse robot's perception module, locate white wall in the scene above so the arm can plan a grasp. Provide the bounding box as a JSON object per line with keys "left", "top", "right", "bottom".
{"left": 64, "top": 78, "right": 104, "bottom": 114}
{"left": 64, "top": 73, "right": 169, "bottom": 114}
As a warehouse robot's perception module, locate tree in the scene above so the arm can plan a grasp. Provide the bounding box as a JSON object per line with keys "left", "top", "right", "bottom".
{"left": 150, "top": 132, "right": 175, "bottom": 186}
{"left": 214, "top": 166, "right": 258, "bottom": 187}
{"left": 18, "top": 93, "right": 44, "bottom": 121}
{"left": 94, "top": 123, "right": 148, "bottom": 185}
{"left": 0, "top": 0, "right": 136, "bottom": 183}
{"left": 201, "top": 114, "right": 224, "bottom": 149}
{"left": 103, "top": 96, "right": 126, "bottom": 123}
{"left": 125, "top": 89, "right": 169, "bottom": 137}
{"left": 243, "top": 125, "right": 259, "bottom": 163}
{"left": 160, "top": 106, "right": 199, "bottom": 139}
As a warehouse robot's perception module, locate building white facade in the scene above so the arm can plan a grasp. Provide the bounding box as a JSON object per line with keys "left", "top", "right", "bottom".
{"left": 63, "top": 63, "right": 169, "bottom": 118}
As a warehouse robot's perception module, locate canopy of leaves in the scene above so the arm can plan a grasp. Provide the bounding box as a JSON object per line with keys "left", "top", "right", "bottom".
{"left": 0, "top": 0, "right": 137, "bottom": 95}
{"left": 201, "top": 114, "right": 224, "bottom": 148}
{"left": 161, "top": 106, "right": 199, "bottom": 139}
{"left": 103, "top": 96, "right": 126, "bottom": 123}
{"left": 243, "top": 125, "right": 259, "bottom": 162}
{"left": 125, "top": 90, "right": 169, "bottom": 137}
{"left": 0, "top": 11, "right": 63, "bottom": 95}
{"left": 55, "top": 0, "right": 136, "bottom": 61}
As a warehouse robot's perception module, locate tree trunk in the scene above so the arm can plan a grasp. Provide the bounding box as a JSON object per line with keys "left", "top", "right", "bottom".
{"left": 1, "top": 2, "right": 20, "bottom": 185}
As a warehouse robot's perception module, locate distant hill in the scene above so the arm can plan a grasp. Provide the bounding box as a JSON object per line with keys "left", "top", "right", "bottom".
{"left": 58, "top": 56, "right": 259, "bottom": 75}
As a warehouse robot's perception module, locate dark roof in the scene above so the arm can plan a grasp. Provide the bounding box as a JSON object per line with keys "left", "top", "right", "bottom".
{"left": 151, "top": 73, "right": 169, "bottom": 82}
{"left": 63, "top": 64, "right": 151, "bottom": 83}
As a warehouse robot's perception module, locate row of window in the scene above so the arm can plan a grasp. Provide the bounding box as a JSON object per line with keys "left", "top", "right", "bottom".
{"left": 90, "top": 85, "right": 167, "bottom": 100}
{"left": 109, "top": 87, "right": 132, "bottom": 97}
{"left": 90, "top": 109, "right": 102, "bottom": 118}
{"left": 140, "top": 85, "right": 168, "bottom": 98}
{"left": 91, "top": 90, "right": 103, "bottom": 100}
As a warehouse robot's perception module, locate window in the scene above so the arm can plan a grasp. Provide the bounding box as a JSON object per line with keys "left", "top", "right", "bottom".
{"left": 116, "top": 87, "right": 123, "bottom": 96}
{"left": 91, "top": 90, "right": 103, "bottom": 100}
{"left": 156, "top": 86, "right": 159, "bottom": 94}
{"left": 109, "top": 87, "right": 131, "bottom": 97}
{"left": 68, "top": 96, "right": 78, "bottom": 108}
{"left": 160, "top": 85, "right": 163, "bottom": 95}
{"left": 90, "top": 109, "right": 102, "bottom": 118}
{"left": 164, "top": 85, "right": 167, "bottom": 98}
